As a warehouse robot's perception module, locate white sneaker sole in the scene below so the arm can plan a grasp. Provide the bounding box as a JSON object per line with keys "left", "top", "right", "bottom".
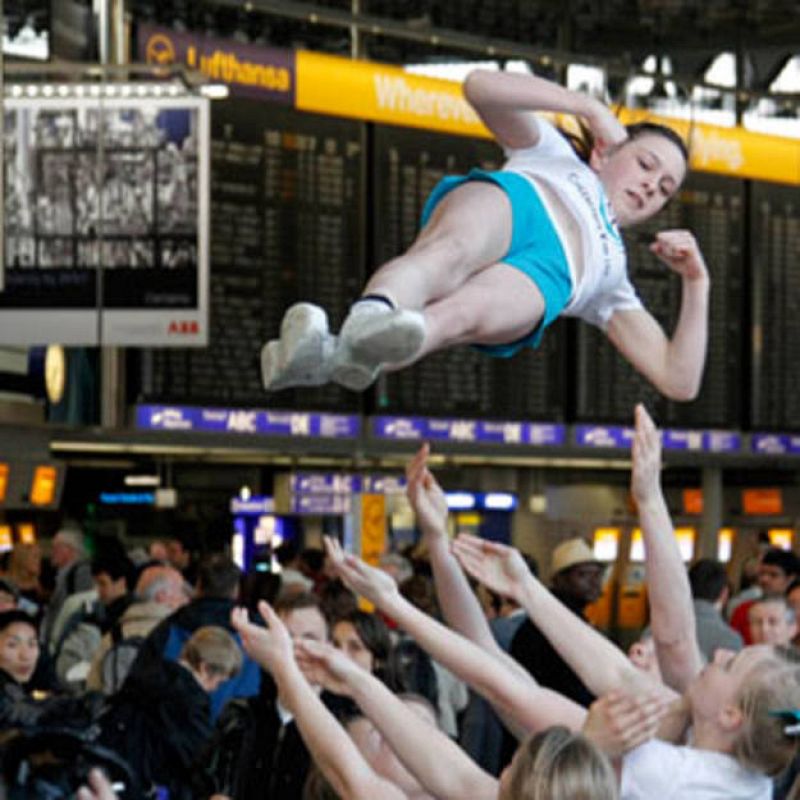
{"left": 261, "top": 303, "right": 335, "bottom": 390}
{"left": 343, "top": 308, "right": 426, "bottom": 365}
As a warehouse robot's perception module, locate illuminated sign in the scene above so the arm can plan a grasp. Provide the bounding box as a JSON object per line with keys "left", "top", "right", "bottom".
{"left": 0, "top": 464, "right": 8, "bottom": 503}
{"left": 593, "top": 528, "right": 620, "bottom": 562}
{"left": 768, "top": 528, "right": 794, "bottom": 551}
{"left": 30, "top": 466, "right": 57, "bottom": 506}
{"left": 743, "top": 488, "right": 783, "bottom": 515}
{"left": 17, "top": 524, "right": 36, "bottom": 544}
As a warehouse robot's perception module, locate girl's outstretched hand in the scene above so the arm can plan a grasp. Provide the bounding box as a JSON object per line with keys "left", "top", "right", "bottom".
{"left": 406, "top": 443, "right": 449, "bottom": 544}
{"left": 231, "top": 600, "right": 294, "bottom": 676}
{"left": 295, "top": 639, "right": 361, "bottom": 697}
{"left": 583, "top": 691, "right": 668, "bottom": 758}
{"left": 323, "top": 536, "right": 400, "bottom": 608}
{"left": 452, "top": 534, "right": 533, "bottom": 602}
{"left": 630, "top": 404, "right": 662, "bottom": 506}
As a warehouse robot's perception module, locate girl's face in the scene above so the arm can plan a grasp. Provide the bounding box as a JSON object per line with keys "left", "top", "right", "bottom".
{"left": 0, "top": 621, "right": 39, "bottom": 683}
{"left": 332, "top": 621, "right": 374, "bottom": 673}
{"left": 593, "top": 133, "right": 686, "bottom": 228}
{"left": 688, "top": 644, "right": 773, "bottom": 724}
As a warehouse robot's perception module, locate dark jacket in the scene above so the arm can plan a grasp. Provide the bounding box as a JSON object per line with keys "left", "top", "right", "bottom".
{"left": 98, "top": 658, "right": 212, "bottom": 799}
{"left": 200, "top": 675, "right": 339, "bottom": 800}
{"left": 0, "top": 668, "right": 98, "bottom": 732}
{"left": 128, "top": 596, "right": 261, "bottom": 720}
{"left": 509, "top": 590, "right": 595, "bottom": 707}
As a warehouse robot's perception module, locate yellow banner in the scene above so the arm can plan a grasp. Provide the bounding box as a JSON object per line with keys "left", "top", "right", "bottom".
{"left": 296, "top": 51, "right": 800, "bottom": 184}
{"left": 296, "top": 51, "right": 486, "bottom": 138}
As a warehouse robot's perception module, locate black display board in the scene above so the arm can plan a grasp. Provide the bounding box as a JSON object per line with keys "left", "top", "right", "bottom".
{"left": 371, "top": 125, "right": 568, "bottom": 420}
{"left": 139, "top": 101, "right": 365, "bottom": 409}
{"left": 575, "top": 172, "right": 745, "bottom": 427}
{"left": 750, "top": 182, "right": 800, "bottom": 430}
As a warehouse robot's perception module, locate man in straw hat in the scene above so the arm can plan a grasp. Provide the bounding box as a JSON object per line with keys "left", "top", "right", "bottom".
{"left": 509, "top": 538, "right": 605, "bottom": 708}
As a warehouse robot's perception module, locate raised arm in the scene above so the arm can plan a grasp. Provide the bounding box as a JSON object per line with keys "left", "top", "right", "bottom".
{"left": 324, "top": 537, "right": 586, "bottom": 735}
{"left": 630, "top": 404, "right": 704, "bottom": 692}
{"left": 608, "top": 230, "right": 709, "bottom": 402}
{"left": 231, "top": 602, "right": 404, "bottom": 800}
{"left": 297, "top": 639, "right": 497, "bottom": 800}
{"left": 463, "top": 69, "right": 627, "bottom": 152}
{"left": 452, "top": 535, "right": 675, "bottom": 704}
{"left": 406, "top": 444, "right": 506, "bottom": 653}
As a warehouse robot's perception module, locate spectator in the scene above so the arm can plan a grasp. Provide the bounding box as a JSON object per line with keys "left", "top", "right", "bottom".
{"left": 275, "top": 541, "right": 314, "bottom": 592}
{"left": 511, "top": 538, "right": 604, "bottom": 707}
{"left": 730, "top": 549, "right": 800, "bottom": 644}
{"left": 41, "top": 527, "right": 93, "bottom": 648}
{"left": 127, "top": 553, "right": 258, "bottom": 720}
{"left": 99, "top": 625, "right": 242, "bottom": 799}
{"left": 688, "top": 558, "right": 743, "bottom": 661}
{"left": 747, "top": 595, "right": 797, "bottom": 646}
{"left": 202, "top": 592, "right": 331, "bottom": 800}
{"left": 332, "top": 609, "right": 392, "bottom": 679}
{"left": 166, "top": 533, "right": 198, "bottom": 586}
{"left": 5, "top": 544, "right": 45, "bottom": 619}
{"left": 86, "top": 564, "right": 190, "bottom": 693}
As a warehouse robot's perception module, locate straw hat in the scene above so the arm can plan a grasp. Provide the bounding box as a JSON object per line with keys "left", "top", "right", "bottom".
{"left": 551, "top": 538, "right": 601, "bottom": 576}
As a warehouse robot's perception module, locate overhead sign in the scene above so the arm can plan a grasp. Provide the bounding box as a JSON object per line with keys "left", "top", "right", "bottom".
{"left": 373, "top": 416, "right": 566, "bottom": 445}
{"left": 0, "top": 94, "right": 209, "bottom": 345}
{"left": 137, "top": 404, "right": 360, "bottom": 438}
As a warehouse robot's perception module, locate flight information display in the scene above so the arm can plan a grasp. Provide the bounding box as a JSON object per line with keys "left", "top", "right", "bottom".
{"left": 140, "top": 101, "right": 365, "bottom": 410}
{"left": 750, "top": 181, "right": 800, "bottom": 430}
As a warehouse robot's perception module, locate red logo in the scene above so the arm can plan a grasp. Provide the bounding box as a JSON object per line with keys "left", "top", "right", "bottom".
{"left": 168, "top": 320, "right": 199, "bottom": 335}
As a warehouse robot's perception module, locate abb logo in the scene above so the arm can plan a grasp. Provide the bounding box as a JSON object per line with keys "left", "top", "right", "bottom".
{"left": 168, "top": 320, "right": 199, "bottom": 335}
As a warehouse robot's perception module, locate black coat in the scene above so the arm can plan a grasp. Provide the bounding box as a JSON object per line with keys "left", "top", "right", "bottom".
{"left": 98, "top": 658, "right": 212, "bottom": 799}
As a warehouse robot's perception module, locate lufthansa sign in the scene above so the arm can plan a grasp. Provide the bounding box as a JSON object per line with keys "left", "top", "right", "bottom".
{"left": 138, "top": 24, "right": 296, "bottom": 104}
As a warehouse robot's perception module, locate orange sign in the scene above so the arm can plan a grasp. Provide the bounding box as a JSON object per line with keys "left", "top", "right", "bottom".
{"left": 0, "top": 464, "right": 8, "bottom": 503}
{"left": 30, "top": 466, "right": 57, "bottom": 507}
{"left": 742, "top": 488, "right": 783, "bottom": 515}
{"left": 683, "top": 488, "right": 703, "bottom": 515}
{"left": 359, "top": 494, "right": 386, "bottom": 567}
{"left": 0, "top": 526, "right": 11, "bottom": 552}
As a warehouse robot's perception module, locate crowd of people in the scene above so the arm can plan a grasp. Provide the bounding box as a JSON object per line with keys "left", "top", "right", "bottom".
{"left": 0, "top": 407, "right": 798, "bottom": 798}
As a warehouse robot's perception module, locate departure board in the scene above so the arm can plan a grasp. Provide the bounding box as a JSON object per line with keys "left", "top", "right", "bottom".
{"left": 371, "top": 125, "right": 567, "bottom": 420}
{"left": 139, "top": 101, "right": 365, "bottom": 410}
{"left": 575, "top": 173, "right": 744, "bottom": 427}
{"left": 750, "top": 182, "right": 800, "bottom": 430}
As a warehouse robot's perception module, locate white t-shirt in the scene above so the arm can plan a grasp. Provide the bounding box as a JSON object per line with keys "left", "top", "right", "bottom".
{"left": 502, "top": 117, "right": 643, "bottom": 329}
{"left": 621, "top": 740, "right": 772, "bottom": 800}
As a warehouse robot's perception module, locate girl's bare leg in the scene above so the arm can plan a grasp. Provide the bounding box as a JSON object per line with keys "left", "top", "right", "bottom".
{"left": 363, "top": 181, "right": 514, "bottom": 308}
{"left": 389, "top": 263, "right": 547, "bottom": 366}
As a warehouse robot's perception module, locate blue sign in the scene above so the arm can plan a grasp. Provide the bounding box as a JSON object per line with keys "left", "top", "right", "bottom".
{"left": 99, "top": 491, "right": 155, "bottom": 505}
{"left": 136, "top": 405, "right": 360, "bottom": 438}
{"left": 575, "top": 425, "right": 634, "bottom": 448}
{"left": 751, "top": 434, "right": 800, "bottom": 455}
{"left": 230, "top": 496, "right": 275, "bottom": 514}
{"left": 373, "top": 416, "right": 566, "bottom": 445}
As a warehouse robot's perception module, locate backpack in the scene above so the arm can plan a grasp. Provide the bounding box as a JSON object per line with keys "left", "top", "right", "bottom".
{"left": 99, "top": 621, "right": 146, "bottom": 694}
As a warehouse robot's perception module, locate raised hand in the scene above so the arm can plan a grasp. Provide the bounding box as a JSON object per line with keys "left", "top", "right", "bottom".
{"left": 630, "top": 404, "right": 662, "bottom": 505}
{"left": 582, "top": 690, "right": 667, "bottom": 758}
{"left": 405, "top": 443, "right": 449, "bottom": 544}
{"left": 451, "top": 534, "right": 533, "bottom": 602}
{"left": 231, "top": 600, "right": 294, "bottom": 677}
{"left": 582, "top": 96, "right": 628, "bottom": 155}
{"left": 295, "top": 639, "right": 362, "bottom": 696}
{"left": 650, "top": 229, "right": 708, "bottom": 283}
{"left": 323, "top": 536, "right": 399, "bottom": 608}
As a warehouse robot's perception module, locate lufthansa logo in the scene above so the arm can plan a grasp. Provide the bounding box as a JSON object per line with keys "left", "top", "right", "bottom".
{"left": 145, "top": 34, "right": 176, "bottom": 65}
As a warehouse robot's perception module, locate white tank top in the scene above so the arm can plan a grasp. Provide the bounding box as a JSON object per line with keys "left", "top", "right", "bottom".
{"left": 502, "top": 117, "right": 643, "bottom": 329}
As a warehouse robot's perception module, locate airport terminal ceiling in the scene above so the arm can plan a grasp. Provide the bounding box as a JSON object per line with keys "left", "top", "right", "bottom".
{"left": 118, "top": 0, "right": 800, "bottom": 93}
